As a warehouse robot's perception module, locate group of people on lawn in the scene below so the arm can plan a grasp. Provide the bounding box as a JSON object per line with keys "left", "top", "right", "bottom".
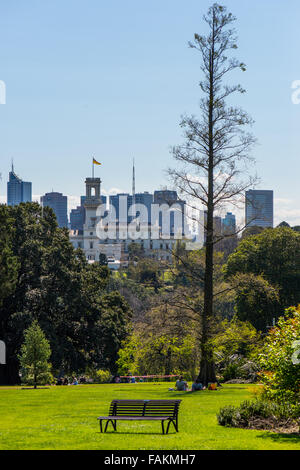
{"left": 174, "top": 376, "right": 204, "bottom": 392}
{"left": 174, "top": 376, "right": 219, "bottom": 391}
{"left": 55, "top": 374, "right": 215, "bottom": 390}
{"left": 56, "top": 376, "right": 81, "bottom": 386}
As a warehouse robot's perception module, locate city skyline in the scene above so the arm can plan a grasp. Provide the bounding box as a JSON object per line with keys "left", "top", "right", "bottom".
{"left": 0, "top": 1, "right": 299, "bottom": 225}
{"left": 1, "top": 162, "right": 294, "bottom": 228}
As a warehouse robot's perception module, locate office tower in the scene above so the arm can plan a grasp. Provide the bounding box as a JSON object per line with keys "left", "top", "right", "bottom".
{"left": 135, "top": 192, "right": 153, "bottom": 224}
{"left": 70, "top": 203, "right": 85, "bottom": 232}
{"left": 222, "top": 212, "right": 236, "bottom": 235}
{"left": 41, "top": 192, "right": 68, "bottom": 228}
{"left": 7, "top": 164, "right": 32, "bottom": 206}
{"left": 109, "top": 193, "right": 132, "bottom": 223}
{"left": 213, "top": 216, "right": 222, "bottom": 235}
{"left": 153, "top": 189, "right": 186, "bottom": 236}
{"left": 245, "top": 190, "right": 274, "bottom": 228}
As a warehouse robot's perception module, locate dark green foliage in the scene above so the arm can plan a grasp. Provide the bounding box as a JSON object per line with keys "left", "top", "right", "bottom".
{"left": 241, "top": 226, "right": 265, "bottom": 239}
{"left": 128, "top": 259, "right": 162, "bottom": 292}
{"left": 0, "top": 205, "right": 19, "bottom": 306}
{"left": 230, "top": 274, "right": 280, "bottom": 331}
{"left": 0, "top": 203, "right": 131, "bottom": 384}
{"left": 225, "top": 227, "right": 300, "bottom": 327}
{"left": 217, "top": 400, "right": 299, "bottom": 428}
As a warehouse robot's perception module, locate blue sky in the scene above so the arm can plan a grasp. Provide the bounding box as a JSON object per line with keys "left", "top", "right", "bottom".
{"left": 0, "top": 0, "right": 299, "bottom": 224}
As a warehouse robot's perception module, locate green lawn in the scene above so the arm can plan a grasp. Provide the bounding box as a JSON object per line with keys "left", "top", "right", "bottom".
{"left": 0, "top": 383, "right": 299, "bottom": 450}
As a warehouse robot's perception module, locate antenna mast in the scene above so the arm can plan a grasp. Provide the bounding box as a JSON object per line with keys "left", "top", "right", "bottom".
{"left": 132, "top": 158, "right": 135, "bottom": 205}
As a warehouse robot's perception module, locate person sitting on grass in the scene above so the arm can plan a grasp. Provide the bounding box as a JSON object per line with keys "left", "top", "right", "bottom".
{"left": 175, "top": 376, "right": 188, "bottom": 391}
{"left": 191, "top": 378, "right": 204, "bottom": 392}
{"left": 72, "top": 376, "right": 78, "bottom": 385}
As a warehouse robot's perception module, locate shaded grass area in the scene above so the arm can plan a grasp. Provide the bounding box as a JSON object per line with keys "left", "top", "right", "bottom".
{"left": 0, "top": 383, "right": 299, "bottom": 450}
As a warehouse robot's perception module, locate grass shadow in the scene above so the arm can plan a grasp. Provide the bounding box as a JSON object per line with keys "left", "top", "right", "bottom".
{"left": 21, "top": 387, "right": 50, "bottom": 390}
{"left": 97, "top": 431, "right": 176, "bottom": 436}
{"left": 257, "top": 432, "right": 300, "bottom": 445}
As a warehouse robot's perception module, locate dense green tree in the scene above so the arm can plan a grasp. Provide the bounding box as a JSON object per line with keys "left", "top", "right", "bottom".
{"left": 0, "top": 203, "right": 132, "bottom": 384}
{"left": 128, "top": 259, "right": 162, "bottom": 292}
{"left": 0, "top": 205, "right": 19, "bottom": 306}
{"left": 229, "top": 273, "right": 280, "bottom": 331}
{"left": 241, "top": 225, "right": 265, "bottom": 239}
{"left": 224, "top": 227, "right": 300, "bottom": 314}
{"left": 128, "top": 243, "right": 144, "bottom": 262}
{"left": 256, "top": 306, "right": 300, "bottom": 405}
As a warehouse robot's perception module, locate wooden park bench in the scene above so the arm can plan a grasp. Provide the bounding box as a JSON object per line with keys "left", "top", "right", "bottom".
{"left": 98, "top": 399, "right": 181, "bottom": 434}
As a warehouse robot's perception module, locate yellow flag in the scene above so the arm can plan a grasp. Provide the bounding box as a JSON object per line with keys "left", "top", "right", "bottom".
{"left": 93, "top": 158, "right": 101, "bottom": 165}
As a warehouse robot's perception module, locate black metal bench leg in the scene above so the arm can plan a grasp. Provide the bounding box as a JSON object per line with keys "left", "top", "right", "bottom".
{"left": 175, "top": 417, "right": 179, "bottom": 432}
{"left": 161, "top": 420, "right": 165, "bottom": 434}
{"left": 99, "top": 420, "right": 103, "bottom": 433}
{"left": 166, "top": 420, "right": 171, "bottom": 434}
{"left": 166, "top": 419, "right": 178, "bottom": 434}
{"left": 104, "top": 419, "right": 117, "bottom": 432}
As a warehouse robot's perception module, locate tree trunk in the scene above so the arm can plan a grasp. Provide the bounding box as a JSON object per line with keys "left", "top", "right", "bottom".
{"left": 165, "top": 347, "right": 172, "bottom": 376}
{"left": 197, "top": 16, "right": 217, "bottom": 387}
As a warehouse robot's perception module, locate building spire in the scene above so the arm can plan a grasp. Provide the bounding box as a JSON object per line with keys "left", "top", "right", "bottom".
{"left": 132, "top": 157, "right": 135, "bottom": 204}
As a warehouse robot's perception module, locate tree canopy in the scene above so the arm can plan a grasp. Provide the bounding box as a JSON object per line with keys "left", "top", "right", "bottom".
{"left": 0, "top": 202, "right": 132, "bottom": 384}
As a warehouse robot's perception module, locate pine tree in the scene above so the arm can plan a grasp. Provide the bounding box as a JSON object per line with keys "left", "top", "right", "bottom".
{"left": 18, "top": 321, "right": 52, "bottom": 389}
{"left": 169, "top": 3, "right": 257, "bottom": 385}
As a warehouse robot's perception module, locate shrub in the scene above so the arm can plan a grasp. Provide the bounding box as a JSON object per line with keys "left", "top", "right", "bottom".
{"left": 212, "top": 320, "right": 261, "bottom": 382}
{"left": 217, "top": 399, "right": 299, "bottom": 428}
{"left": 94, "top": 369, "right": 111, "bottom": 384}
{"left": 255, "top": 306, "right": 300, "bottom": 405}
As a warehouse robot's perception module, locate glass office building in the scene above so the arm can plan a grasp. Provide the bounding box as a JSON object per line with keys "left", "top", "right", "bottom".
{"left": 7, "top": 167, "right": 32, "bottom": 206}
{"left": 41, "top": 192, "right": 68, "bottom": 228}
{"left": 245, "top": 190, "right": 274, "bottom": 228}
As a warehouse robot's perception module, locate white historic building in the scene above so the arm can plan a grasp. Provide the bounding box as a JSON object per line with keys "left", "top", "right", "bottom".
{"left": 70, "top": 176, "right": 204, "bottom": 268}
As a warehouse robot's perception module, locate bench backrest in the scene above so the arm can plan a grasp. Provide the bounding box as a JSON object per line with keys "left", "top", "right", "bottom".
{"left": 109, "top": 399, "right": 181, "bottom": 418}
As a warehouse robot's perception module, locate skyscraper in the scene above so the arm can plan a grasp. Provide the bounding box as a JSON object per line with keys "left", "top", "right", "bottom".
{"left": 7, "top": 165, "right": 32, "bottom": 206}
{"left": 245, "top": 190, "right": 274, "bottom": 228}
{"left": 153, "top": 189, "right": 186, "bottom": 236}
{"left": 41, "top": 192, "right": 68, "bottom": 228}
{"left": 222, "top": 212, "right": 236, "bottom": 235}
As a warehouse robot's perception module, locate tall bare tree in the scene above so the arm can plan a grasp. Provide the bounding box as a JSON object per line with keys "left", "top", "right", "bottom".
{"left": 169, "top": 3, "right": 257, "bottom": 385}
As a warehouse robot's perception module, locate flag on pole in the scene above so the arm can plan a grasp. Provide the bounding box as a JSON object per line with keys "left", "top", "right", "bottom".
{"left": 93, "top": 158, "right": 101, "bottom": 165}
